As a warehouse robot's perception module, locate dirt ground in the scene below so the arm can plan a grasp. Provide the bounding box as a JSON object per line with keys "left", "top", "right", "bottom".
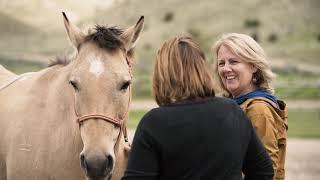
{"left": 127, "top": 127, "right": 320, "bottom": 180}
{"left": 285, "top": 138, "right": 320, "bottom": 180}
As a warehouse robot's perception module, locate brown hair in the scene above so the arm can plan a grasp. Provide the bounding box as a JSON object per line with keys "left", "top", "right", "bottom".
{"left": 153, "top": 36, "right": 215, "bottom": 106}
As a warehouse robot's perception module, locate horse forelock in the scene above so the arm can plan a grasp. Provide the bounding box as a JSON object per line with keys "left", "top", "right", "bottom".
{"left": 48, "top": 25, "right": 125, "bottom": 67}
{"left": 85, "top": 25, "right": 124, "bottom": 51}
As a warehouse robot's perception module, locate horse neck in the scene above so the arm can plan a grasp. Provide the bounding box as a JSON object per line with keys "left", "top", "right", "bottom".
{"left": 26, "top": 65, "right": 84, "bottom": 162}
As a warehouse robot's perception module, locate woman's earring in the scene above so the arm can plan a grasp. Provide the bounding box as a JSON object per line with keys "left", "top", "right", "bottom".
{"left": 252, "top": 76, "right": 257, "bottom": 83}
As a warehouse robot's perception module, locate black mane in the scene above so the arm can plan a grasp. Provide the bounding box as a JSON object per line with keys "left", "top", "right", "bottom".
{"left": 49, "top": 25, "right": 124, "bottom": 67}
{"left": 85, "top": 25, "right": 124, "bottom": 50}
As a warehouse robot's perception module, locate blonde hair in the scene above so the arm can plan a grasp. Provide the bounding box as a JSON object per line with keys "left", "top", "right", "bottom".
{"left": 212, "top": 33, "right": 275, "bottom": 96}
{"left": 153, "top": 36, "right": 215, "bottom": 106}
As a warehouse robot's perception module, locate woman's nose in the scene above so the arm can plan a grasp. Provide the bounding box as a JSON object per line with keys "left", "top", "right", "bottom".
{"left": 222, "top": 63, "right": 232, "bottom": 72}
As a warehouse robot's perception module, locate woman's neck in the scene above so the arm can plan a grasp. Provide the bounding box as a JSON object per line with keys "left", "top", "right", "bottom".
{"left": 232, "top": 85, "right": 258, "bottom": 98}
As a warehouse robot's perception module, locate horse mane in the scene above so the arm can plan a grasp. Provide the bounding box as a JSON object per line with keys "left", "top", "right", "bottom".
{"left": 48, "top": 25, "right": 124, "bottom": 67}
{"left": 86, "top": 25, "right": 124, "bottom": 50}
{"left": 48, "top": 54, "right": 72, "bottom": 67}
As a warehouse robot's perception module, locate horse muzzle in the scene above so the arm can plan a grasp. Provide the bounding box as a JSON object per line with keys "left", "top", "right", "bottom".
{"left": 80, "top": 151, "right": 114, "bottom": 180}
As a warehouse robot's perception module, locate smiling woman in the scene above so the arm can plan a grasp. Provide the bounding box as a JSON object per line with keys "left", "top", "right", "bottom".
{"left": 216, "top": 44, "right": 258, "bottom": 98}
{"left": 212, "top": 33, "right": 288, "bottom": 180}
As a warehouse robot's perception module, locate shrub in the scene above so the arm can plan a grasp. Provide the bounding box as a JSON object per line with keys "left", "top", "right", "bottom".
{"left": 163, "top": 12, "right": 174, "bottom": 23}
{"left": 143, "top": 43, "right": 152, "bottom": 51}
{"left": 268, "top": 33, "right": 278, "bottom": 43}
{"left": 244, "top": 18, "right": 261, "bottom": 28}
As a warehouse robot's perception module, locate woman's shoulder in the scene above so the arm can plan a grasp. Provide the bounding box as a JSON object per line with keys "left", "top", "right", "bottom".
{"left": 242, "top": 97, "right": 276, "bottom": 109}
{"left": 240, "top": 97, "right": 276, "bottom": 117}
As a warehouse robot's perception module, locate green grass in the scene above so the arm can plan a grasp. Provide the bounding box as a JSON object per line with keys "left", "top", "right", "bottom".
{"left": 276, "top": 87, "right": 320, "bottom": 99}
{"left": 288, "top": 109, "right": 320, "bottom": 138}
{"left": 275, "top": 71, "right": 318, "bottom": 82}
{"left": 0, "top": 59, "right": 45, "bottom": 74}
{"left": 128, "top": 109, "right": 320, "bottom": 138}
{"left": 1, "top": 57, "right": 319, "bottom": 99}
{"left": 128, "top": 110, "right": 148, "bottom": 128}
{"left": 274, "top": 72, "right": 320, "bottom": 99}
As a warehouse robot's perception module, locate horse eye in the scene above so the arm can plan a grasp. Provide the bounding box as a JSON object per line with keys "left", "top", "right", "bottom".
{"left": 120, "top": 80, "right": 131, "bottom": 91}
{"left": 69, "top": 80, "right": 80, "bottom": 91}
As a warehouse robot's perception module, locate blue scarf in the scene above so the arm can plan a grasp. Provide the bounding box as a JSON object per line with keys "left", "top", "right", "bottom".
{"left": 234, "top": 89, "right": 278, "bottom": 105}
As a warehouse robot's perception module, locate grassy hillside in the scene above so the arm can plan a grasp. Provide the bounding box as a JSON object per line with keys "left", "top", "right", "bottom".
{"left": 0, "top": 11, "right": 38, "bottom": 35}
{"left": 0, "top": 0, "right": 113, "bottom": 60}
{"left": 94, "top": 0, "right": 320, "bottom": 99}
{"left": 0, "top": 0, "right": 319, "bottom": 99}
{"left": 0, "top": 0, "right": 113, "bottom": 30}
{"left": 94, "top": 0, "right": 320, "bottom": 63}
{"left": 0, "top": 11, "right": 50, "bottom": 65}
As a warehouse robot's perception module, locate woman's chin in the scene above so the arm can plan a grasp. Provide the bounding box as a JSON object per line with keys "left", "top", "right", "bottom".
{"left": 225, "top": 86, "right": 238, "bottom": 95}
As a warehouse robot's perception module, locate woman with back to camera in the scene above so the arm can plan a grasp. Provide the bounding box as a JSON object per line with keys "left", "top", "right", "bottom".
{"left": 212, "top": 33, "right": 288, "bottom": 180}
{"left": 122, "top": 36, "right": 273, "bottom": 180}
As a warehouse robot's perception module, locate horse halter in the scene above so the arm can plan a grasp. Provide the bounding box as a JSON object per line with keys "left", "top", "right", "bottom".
{"left": 75, "top": 56, "right": 132, "bottom": 145}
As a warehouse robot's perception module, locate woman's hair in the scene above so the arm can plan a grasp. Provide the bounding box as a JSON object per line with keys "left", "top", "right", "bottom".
{"left": 212, "top": 33, "right": 276, "bottom": 96}
{"left": 153, "top": 36, "right": 215, "bottom": 106}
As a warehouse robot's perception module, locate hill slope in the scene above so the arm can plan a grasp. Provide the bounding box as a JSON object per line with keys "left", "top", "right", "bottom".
{"left": 0, "top": 0, "right": 319, "bottom": 98}
{"left": 93, "top": 0, "right": 320, "bottom": 98}
{"left": 94, "top": 0, "right": 320, "bottom": 63}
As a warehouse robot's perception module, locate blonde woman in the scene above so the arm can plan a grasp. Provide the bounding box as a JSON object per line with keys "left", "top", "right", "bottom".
{"left": 212, "top": 33, "right": 288, "bottom": 180}
{"left": 123, "top": 36, "right": 273, "bottom": 180}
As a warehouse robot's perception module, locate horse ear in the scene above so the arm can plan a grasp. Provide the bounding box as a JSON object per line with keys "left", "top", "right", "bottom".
{"left": 62, "top": 12, "right": 85, "bottom": 50}
{"left": 120, "top": 16, "right": 144, "bottom": 53}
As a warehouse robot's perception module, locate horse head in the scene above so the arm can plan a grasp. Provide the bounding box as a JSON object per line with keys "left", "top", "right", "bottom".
{"left": 62, "top": 12, "right": 143, "bottom": 180}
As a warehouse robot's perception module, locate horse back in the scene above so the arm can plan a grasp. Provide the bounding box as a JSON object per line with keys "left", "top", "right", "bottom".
{"left": 0, "top": 65, "right": 16, "bottom": 85}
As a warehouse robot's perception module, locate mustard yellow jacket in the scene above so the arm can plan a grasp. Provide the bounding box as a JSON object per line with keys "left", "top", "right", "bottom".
{"left": 240, "top": 97, "right": 288, "bottom": 180}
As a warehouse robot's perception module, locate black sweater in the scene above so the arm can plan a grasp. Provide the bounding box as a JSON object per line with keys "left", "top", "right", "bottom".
{"left": 122, "top": 97, "right": 274, "bottom": 180}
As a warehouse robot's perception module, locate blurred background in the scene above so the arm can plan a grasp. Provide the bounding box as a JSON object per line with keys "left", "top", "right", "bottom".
{"left": 0, "top": 0, "right": 319, "bottom": 179}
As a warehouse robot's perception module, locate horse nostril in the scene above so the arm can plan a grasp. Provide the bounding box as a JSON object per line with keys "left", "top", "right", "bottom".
{"left": 105, "top": 155, "right": 114, "bottom": 172}
{"left": 80, "top": 154, "right": 87, "bottom": 172}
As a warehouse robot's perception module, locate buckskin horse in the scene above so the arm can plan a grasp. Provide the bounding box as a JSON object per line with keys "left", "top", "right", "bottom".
{"left": 0, "top": 12, "right": 144, "bottom": 180}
